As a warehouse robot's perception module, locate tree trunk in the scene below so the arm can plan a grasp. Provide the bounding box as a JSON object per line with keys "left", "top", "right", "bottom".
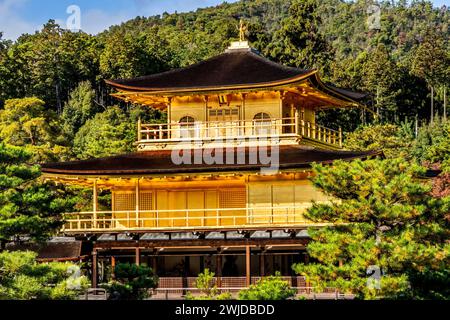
{"left": 431, "top": 86, "right": 434, "bottom": 123}
{"left": 444, "top": 86, "right": 447, "bottom": 121}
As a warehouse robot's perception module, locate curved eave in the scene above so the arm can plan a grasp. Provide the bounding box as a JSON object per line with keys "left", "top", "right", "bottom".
{"left": 309, "top": 74, "right": 375, "bottom": 115}
{"left": 109, "top": 72, "right": 370, "bottom": 113}
{"left": 41, "top": 150, "right": 383, "bottom": 180}
{"left": 105, "top": 70, "right": 318, "bottom": 94}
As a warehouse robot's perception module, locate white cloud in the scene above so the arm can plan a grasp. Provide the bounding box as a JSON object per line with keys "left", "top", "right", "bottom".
{"left": 0, "top": 0, "right": 39, "bottom": 40}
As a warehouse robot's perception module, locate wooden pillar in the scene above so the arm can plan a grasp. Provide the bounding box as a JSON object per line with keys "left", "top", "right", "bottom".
{"left": 93, "top": 180, "right": 98, "bottom": 228}
{"left": 137, "top": 118, "right": 142, "bottom": 141}
{"left": 259, "top": 252, "right": 265, "bottom": 277}
{"left": 168, "top": 97, "right": 172, "bottom": 139}
{"left": 111, "top": 256, "right": 116, "bottom": 279}
{"left": 216, "top": 254, "right": 222, "bottom": 288}
{"left": 92, "top": 250, "right": 98, "bottom": 289}
{"left": 245, "top": 246, "right": 251, "bottom": 287}
{"left": 135, "top": 247, "right": 140, "bottom": 266}
{"left": 152, "top": 254, "right": 158, "bottom": 275}
{"left": 135, "top": 179, "right": 140, "bottom": 228}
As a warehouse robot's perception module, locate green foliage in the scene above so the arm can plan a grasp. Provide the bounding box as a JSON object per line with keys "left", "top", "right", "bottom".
{"left": 293, "top": 158, "right": 450, "bottom": 299}
{"left": 238, "top": 272, "right": 296, "bottom": 300}
{"left": 267, "top": 0, "right": 332, "bottom": 72}
{"left": 0, "top": 251, "right": 89, "bottom": 300}
{"left": 411, "top": 117, "right": 450, "bottom": 171}
{"left": 103, "top": 263, "right": 158, "bottom": 300}
{"left": 0, "top": 143, "right": 74, "bottom": 242}
{"left": 73, "top": 106, "right": 135, "bottom": 159}
{"left": 411, "top": 28, "right": 449, "bottom": 89}
{"left": 61, "top": 81, "right": 99, "bottom": 140}
{"left": 186, "top": 268, "right": 232, "bottom": 300}
{"left": 344, "top": 123, "right": 414, "bottom": 159}
{"left": 0, "top": 98, "right": 69, "bottom": 162}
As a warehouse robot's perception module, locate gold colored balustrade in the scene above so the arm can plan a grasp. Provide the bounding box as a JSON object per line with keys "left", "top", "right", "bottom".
{"left": 137, "top": 118, "right": 342, "bottom": 148}
{"left": 62, "top": 206, "right": 327, "bottom": 233}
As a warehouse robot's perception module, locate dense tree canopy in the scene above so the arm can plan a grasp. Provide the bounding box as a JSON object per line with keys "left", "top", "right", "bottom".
{"left": 0, "top": 144, "right": 74, "bottom": 243}
{"left": 293, "top": 159, "right": 450, "bottom": 299}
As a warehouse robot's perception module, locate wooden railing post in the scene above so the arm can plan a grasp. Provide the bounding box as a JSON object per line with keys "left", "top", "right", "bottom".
{"left": 93, "top": 180, "right": 98, "bottom": 229}
{"left": 137, "top": 118, "right": 142, "bottom": 142}
{"left": 339, "top": 127, "right": 343, "bottom": 148}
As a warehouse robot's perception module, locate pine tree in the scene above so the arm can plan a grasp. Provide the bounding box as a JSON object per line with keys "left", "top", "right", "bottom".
{"left": 293, "top": 158, "right": 450, "bottom": 299}
{"left": 267, "top": 0, "right": 333, "bottom": 73}
{"left": 0, "top": 143, "right": 71, "bottom": 244}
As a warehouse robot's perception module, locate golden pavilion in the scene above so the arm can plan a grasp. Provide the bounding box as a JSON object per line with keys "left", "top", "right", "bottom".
{"left": 41, "top": 40, "right": 378, "bottom": 290}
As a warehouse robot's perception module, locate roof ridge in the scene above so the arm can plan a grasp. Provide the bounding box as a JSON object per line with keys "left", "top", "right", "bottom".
{"left": 109, "top": 50, "right": 310, "bottom": 86}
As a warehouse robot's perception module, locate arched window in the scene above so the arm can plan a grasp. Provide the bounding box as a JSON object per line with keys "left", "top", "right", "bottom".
{"left": 253, "top": 113, "right": 272, "bottom": 135}
{"left": 179, "top": 116, "right": 196, "bottom": 138}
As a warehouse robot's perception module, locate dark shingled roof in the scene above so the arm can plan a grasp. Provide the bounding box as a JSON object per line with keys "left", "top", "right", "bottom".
{"left": 6, "top": 241, "right": 86, "bottom": 262}
{"left": 105, "top": 49, "right": 367, "bottom": 102}
{"left": 106, "top": 50, "right": 311, "bottom": 91}
{"left": 41, "top": 146, "right": 381, "bottom": 176}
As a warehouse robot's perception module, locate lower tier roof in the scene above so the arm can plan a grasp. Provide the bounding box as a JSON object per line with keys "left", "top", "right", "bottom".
{"left": 41, "top": 146, "right": 381, "bottom": 177}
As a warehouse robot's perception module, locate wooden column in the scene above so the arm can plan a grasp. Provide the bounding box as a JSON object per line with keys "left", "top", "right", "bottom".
{"left": 135, "top": 247, "right": 140, "bottom": 266}
{"left": 245, "top": 246, "right": 251, "bottom": 287}
{"left": 92, "top": 250, "right": 98, "bottom": 289}
{"left": 168, "top": 97, "right": 172, "bottom": 139}
{"left": 216, "top": 254, "right": 222, "bottom": 288}
{"left": 152, "top": 256, "right": 158, "bottom": 274}
{"left": 111, "top": 256, "right": 116, "bottom": 279}
{"left": 135, "top": 179, "right": 140, "bottom": 228}
{"left": 259, "top": 252, "right": 265, "bottom": 277}
{"left": 137, "top": 118, "right": 142, "bottom": 141}
{"left": 93, "top": 180, "right": 98, "bottom": 228}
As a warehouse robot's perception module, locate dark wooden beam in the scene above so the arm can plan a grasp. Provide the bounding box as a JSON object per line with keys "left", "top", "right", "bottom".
{"left": 93, "top": 238, "right": 308, "bottom": 250}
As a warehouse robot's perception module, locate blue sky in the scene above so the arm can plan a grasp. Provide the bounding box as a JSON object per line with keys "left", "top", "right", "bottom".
{"left": 0, "top": 0, "right": 447, "bottom": 40}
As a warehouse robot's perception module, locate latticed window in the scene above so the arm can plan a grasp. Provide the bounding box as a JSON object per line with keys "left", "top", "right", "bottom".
{"left": 139, "top": 191, "right": 153, "bottom": 211}
{"left": 219, "top": 189, "right": 246, "bottom": 208}
{"left": 113, "top": 192, "right": 136, "bottom": 212}
{"left": 113, "top": 192, "right": 153, "bottom": 211}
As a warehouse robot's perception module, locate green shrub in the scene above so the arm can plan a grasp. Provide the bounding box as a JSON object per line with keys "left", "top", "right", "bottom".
{"left": 0, "top": 251, "right": 89, "bottom": 300}
{"left": 238, "top": 273, "right": 296, "bottom": 300}
{"left": 103, "top": 263, "right": 158, "bottom": 300}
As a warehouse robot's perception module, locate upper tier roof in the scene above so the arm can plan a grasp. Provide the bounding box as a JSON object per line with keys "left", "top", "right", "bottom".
{"left": 105, "top": 47, "right": 366, "bottom": 102}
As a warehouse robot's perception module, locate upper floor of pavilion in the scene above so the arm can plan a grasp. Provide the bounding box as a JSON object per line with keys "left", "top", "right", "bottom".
{"left": 106, "top": 41, "right": 369, "bottom": 151}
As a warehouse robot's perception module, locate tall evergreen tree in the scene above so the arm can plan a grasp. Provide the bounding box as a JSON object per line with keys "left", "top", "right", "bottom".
{"left": 294, "top": 158, "right": 450, "bottom": 299}
{"left": 266, "top": 0, "right": 333, "bottom": 73}
{"left": 0, "top": 144, "right": 72, "bottom": 244}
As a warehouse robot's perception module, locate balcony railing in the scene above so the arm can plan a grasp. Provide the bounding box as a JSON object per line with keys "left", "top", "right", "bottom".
{"left": 138, "top": 118, "right": 342, "bottom": 148}
{"left": 62, "top": 206, "right": 328, "bottom": 233}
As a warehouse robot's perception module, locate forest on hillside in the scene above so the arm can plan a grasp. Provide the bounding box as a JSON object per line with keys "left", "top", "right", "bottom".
{"left": 0, "top": 0, "right": 448, "bottom": 134}
{"left": 0, "top": 0, "right": 449, "bottom": 300}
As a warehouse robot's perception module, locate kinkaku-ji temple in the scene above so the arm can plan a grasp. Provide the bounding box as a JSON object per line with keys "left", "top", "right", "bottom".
{"left": 39, "top": 38, "right": 380, "bottom": 291}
